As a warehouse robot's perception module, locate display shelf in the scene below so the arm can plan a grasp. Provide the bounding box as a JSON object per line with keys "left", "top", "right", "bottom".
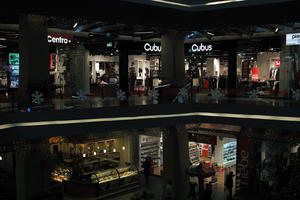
{"left": 223, "top": 141, "right": 237, "bottom": 164}
{"left": 189, "top": 143, "right": 200, "bottom": 164}
{"left": 140, "top": 138, "right": 160, "bottom": 169}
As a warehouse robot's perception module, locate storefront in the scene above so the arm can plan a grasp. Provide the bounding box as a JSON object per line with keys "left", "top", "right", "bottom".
{"left": 128, "top": 42, "right": 161, "bottom": 94}
{"left": 49, "top": 134, "right": 139, "bottom": 198}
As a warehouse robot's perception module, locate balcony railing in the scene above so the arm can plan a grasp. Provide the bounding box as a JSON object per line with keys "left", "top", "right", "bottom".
{"left": 1, "top": 81, "right": 300, "bottom": 113}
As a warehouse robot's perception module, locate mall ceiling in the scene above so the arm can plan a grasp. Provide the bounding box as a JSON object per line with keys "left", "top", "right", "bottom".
{"left": 121, "top": 0, "right": 296, "bottom": 11}
{"left": 0, "top": 0, "right": 300, "bottom": 52}
{"left": 0, "top": 0, "right": 300, "bottom": 31}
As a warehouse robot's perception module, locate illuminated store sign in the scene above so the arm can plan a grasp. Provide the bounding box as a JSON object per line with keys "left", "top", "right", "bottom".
{"left": 48, "top": 34, "right": 73, "bottom": 44}
{"left": 191, "top": 43, "right": 212, "bottom": 52}
{"left": 144, "top": 43, "right": 161, "bottom": 52}
{"left": 286, "top": 33, "right": 300, "bottom": 46}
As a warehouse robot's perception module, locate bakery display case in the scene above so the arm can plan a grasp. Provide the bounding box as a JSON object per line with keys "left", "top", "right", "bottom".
{"left": 117, "top": 165, "right": 139, "bottom": 186}
{"left": 52, "top": 162, "right": 139, "bottom": 197}
{"left": 51, "top": 166, "right": 72, "bottom": 183}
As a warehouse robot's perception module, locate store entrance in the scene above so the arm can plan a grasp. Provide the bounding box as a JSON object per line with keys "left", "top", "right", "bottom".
{"left": 188, "top": 133, "right": 237, "bottom": 199}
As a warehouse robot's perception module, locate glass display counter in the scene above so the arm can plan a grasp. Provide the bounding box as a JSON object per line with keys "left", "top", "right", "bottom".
{"left": 117, "top": 165, "right": 139, "bottom": 186}
{"left": 51, "top": 161, "right": 139, "bottom": 197}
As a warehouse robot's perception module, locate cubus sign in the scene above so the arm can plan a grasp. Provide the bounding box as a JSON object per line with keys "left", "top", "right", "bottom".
{"left": 48, "top": 34, "right": 73, "bottom": 44}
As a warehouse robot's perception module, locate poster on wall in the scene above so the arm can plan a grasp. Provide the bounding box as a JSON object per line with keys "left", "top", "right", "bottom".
{"left": 286, "top": 33, "right": 300, "bottom": 46}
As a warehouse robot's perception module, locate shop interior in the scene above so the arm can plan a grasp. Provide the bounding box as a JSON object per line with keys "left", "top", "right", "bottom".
{"left": 185, "top": 39, "right": 282, "bottom": 98}
{"left": 49, "top": 134, "right": 139, "bottom": 197}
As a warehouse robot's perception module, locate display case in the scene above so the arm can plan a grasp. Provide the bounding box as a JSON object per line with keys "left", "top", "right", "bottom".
{"left": 51, "top": 166, "right": 72, "bottom": 183}
{"left": 52, "top": 158, "right": 139, "bottom": 197}
{"left": 117, "top": 165, "right": 139, "bottom": 186}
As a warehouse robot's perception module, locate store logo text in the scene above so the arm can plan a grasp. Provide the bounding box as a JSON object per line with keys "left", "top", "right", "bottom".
{"left": 144, "top": 43, "right": 161, "bottom": 52}
{"left": 191, "top": 43, "right": 212, "bottom": 52}
{"left": 48, "top": 35, "right": 72, "bottom": 44}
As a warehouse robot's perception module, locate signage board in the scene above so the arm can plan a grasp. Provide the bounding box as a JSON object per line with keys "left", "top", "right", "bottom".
{"left": 48, "top": 34, "right": 73, "bottom": 44}
{"left": 9, "top": 53, "right": 19, "bottom": 65}
{"left": 286, "top": 33, "right": 300, "bottom": 46}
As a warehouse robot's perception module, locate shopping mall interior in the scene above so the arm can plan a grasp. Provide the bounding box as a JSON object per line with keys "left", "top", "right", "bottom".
{"left": 1, "top": 0, "right": 300, "bottom": 200}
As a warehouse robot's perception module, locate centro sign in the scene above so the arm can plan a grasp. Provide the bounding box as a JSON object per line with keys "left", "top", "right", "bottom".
{"left": 286, "top": 33, "right": 300, "bottom": 46}
{"left": 191, "top": 43, "right": 212, "bottom": 52}
{"left": 144, "top": 43, "right": 161, "bottom": 52}
{"left": 48, "top": 34, "right": 73, "bottom": 44}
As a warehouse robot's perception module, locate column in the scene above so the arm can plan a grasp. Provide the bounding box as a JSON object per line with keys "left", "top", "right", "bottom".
{"left": 163, "top": 126, "right": 190, "bottom": 200}
{"left": 119, "top": 41, "right": 129, "bottom": 95}
{"left": 70, "top": 45, "right": 90, "bottom": 95}
{"left": 279, "top": 37, "right": 300, "bottom": 97}
{"left": 130, "top": 132, "right": 140, "bottom": 167}
{"left": 227, "top": 41, "right": 237, "bottom": 97}
{"left": 18, "top": 14, "right": 49, "bottom": 107}
{"left": 161, "top": 31, "right": 185, "bottom": 87}
{"left": 15, "top": 151, "right": 25, "bottom": 200}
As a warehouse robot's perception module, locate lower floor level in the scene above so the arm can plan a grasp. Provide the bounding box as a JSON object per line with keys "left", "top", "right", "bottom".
{"left": 0, "top": 124, "right": 299, "bottom": 200}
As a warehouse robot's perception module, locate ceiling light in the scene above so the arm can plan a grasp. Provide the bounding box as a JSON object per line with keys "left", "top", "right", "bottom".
{"left": 204, "top": 0, "right": 245, "bottom": 6}
{"left": 151, "top": 0, "right": 190, "bottom": 7}
{"left": 122, "top": 146, "right": 125, "bottom": 151}
{"left": 134, "top": 31, "right": 155, "bottom": 34}
{"left": 207, "top": 32, "right": 215, "bottom": 36}
{"left": 151, "top": 0, "right": 245, "bottom": 8}
{"left": 274, "top": 27, "right": 279, "bottom": 33}
{"left": 73, "top": 22, "right": 78, "bottom": 28}
{"left": 103, "top": 149, "right": 107, "bottom": 153}
{"left": 83, "top": 153, "right": 86, "bottom": 157}
{"left": 0, "top": 38, "right": 6, "bottom": 41}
